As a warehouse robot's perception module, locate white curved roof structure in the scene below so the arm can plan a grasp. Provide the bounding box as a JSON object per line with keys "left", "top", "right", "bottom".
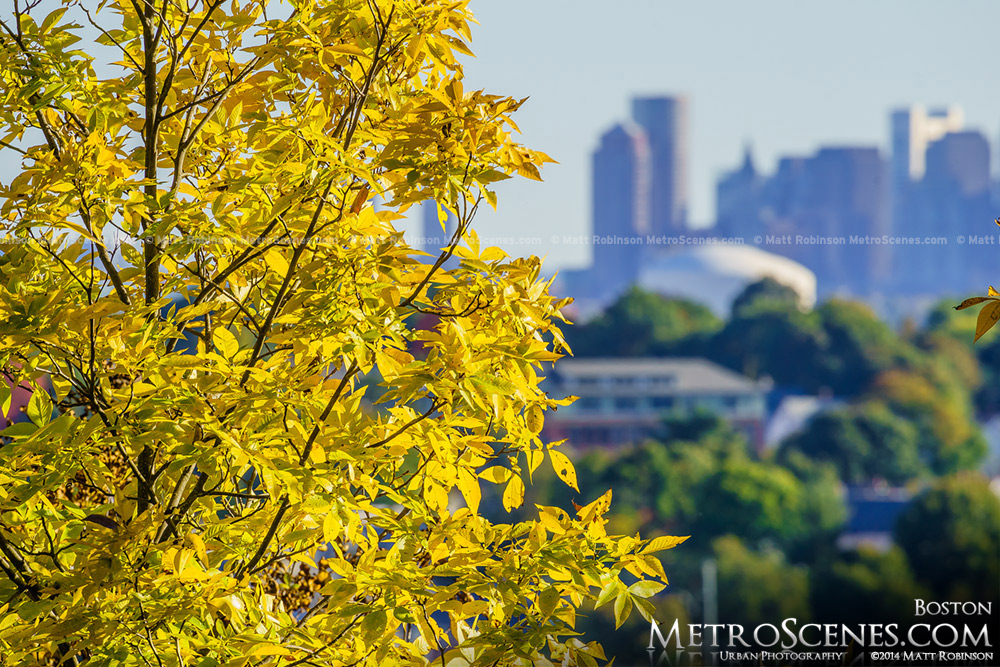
{"left": 637, "top": 245, "right": 817, "bottom": 316}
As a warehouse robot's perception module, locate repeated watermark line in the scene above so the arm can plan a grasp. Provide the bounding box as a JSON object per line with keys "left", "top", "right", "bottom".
{"left": 3, "top": 233, "right": 997, "bottom": 249}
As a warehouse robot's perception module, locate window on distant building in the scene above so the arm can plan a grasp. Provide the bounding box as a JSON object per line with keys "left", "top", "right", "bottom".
{"left": 651, "top": 396, "right": 674, "bottom": 410}
{"left": 577, "top": 396, "right": 601, "bottom": 412}
{"left": 614, "top": 396, "right": 638, "bottom": 411}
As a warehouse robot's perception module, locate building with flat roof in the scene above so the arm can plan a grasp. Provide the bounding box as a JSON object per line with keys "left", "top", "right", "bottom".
{"left": 542, "top": 357, "right": 768, "bottom": 450}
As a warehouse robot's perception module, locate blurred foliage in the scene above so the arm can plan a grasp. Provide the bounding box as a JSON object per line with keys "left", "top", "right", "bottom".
{"left": 778, "top": 402, "right": 926, "bottom": 485}
{"left": 713, "top": 536, "right": 810, "bottom": 626}
{"left": 895, "top": 473, "right": 1000, "bottom": 601}
{"left": 869, "top": 370, "right": 987, "bottom": 474}
{"left": 730, "top": 277, "right": 804, "bottom": 318}
{"left": 565, "top": 286, "right": 721, "bottom": 357}
{"left": 809, "top": 546, "right": 929, "bottom": 625}
{"left": 925, "top": 298, "right": 1000, "bottom": 415}
{"left": 553, "top": 279, "right": 998, "bottom": 656}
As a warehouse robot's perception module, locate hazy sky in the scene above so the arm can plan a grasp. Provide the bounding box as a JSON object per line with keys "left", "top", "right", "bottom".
{"left": 436, "top": 0, "right": 1000, "bottom": 269}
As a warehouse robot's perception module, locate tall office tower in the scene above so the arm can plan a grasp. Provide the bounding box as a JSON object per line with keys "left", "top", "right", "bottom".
{"left": 796, "top": 147, "right": 889, "bottom": 295}
{"left": 918, "top": 131, "right": 993, "bottom": 291}
{"left": 631, "top": 96, "right": 689, "bottom": 233}
{"left": 591, "top": 122, "right": 651, "bottom": 296}
{"left": 890, "top": 105, "right": 963, "bottom": 233}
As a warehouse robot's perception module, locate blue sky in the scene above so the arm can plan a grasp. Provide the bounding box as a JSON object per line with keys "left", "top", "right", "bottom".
{"left": 440, "top": 0, "right": 1000, "bottom": 269}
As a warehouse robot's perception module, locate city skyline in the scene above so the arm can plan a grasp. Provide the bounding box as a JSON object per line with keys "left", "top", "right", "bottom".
{"left": 557, "top": 93, "right": 995, "bottom": 320}
{"left": 455, "top": 0, "right": 1000, "bottom": 270}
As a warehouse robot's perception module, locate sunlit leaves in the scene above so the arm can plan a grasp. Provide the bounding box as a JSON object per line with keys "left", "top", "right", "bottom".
{"left": 550, "top": 447, "right": 579, "bottom": 492}
{"left": 0, "top": 0, "right": 666, "bottom": 664}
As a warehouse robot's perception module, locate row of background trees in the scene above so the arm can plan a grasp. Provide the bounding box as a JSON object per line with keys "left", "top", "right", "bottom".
{"left": 513, "top": 280, "right": 1000, "bottom": 662}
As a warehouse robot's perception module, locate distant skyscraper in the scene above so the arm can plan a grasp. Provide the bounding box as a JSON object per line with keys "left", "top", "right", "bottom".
{"left": 891, "top": 106, "right": 964, "bottom": 181}
{"left": 716, "top": 144, "right": 763, "bottom": 239}
{"left": 800, "top": 147, "right": 890, "bottom": 293}
{"left": 590, "top": 122, "right": 651, "bottom": 295}
{"left": 924, "top": 130, "right": 991, "bottom": 197}
{"left": 917, "top": 130, "right": 993, "bottom": 291}
{"left": 631, "top": 96, "right": 689, "bottom": 232}
{"left": 890, "top": 105, "right": 963, "bottom": 234}
{"left": 738, "top": 146, "right": 888, "bottom": 297}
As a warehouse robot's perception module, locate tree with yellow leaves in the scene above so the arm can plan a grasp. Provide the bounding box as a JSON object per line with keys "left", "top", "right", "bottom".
{"left": 0, "top": 1, "right": 680, "bottom": 664}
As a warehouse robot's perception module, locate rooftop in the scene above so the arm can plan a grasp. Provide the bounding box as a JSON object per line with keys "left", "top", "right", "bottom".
{"left": 552, "top": 357, "right": 763, "bottom": 395}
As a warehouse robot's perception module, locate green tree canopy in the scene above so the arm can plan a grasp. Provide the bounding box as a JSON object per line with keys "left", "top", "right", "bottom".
{"left": 730, "top": 277, "right": 803, "bottom": 318}
{"left": 869, "top": 370, "right": 986, "bottom": 474}
{"left": 809, "top": 546, "right": 929, "bottom": 625}
{"left": 565, "top": 286, "right": 720, "bottom": 357}
{"left": 895, "top": 473, "right": 1000, "bottom": 601}
{"left": 778, "top": 402, "right": 926, "bottom": 485}
{"left": 712, "top": 536, "right": 810, "bottom": 626}
{"left": 695, "top": 458, "right": 807, "bottom": 547}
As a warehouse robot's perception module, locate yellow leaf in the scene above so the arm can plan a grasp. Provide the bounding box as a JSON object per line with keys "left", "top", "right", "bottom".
{"left": 538, "top": 586, "right": 560, "bottom": 618}
{"left": 990, "top": 286, "right": 999, "bottom": 297}
{"left": 185, "top": 533, "right": 209, "bottom": 565}
{"left": 326, "top": 43, "right": 366, "bottom": 57}
{"left": 479, "top": 466, "right": 511, "bottom": 484}
{"left": 525, "top": 449, "right": 544, "bottom": 482}
{"left": 246, "top": 643, "right": 290, "bottom": 658}
{"left": 549, "top": 449, "right": 578, "bottom": 492}
{"left": 480, "top": 246, "right": 506, "bottom": 263}
{"left": 456, "top": 468, "right": 480, "bottom": 514}
{"left": 974, "top": 300, "right": 1000, "bottom": 342}
{"left": 322, "top": 511, "right": 342, "bottom": 544}
{"left": 502, "top": 474, "right": 524, "bottom": 512}
{"left": 537, "top": 507, "right": 566, "bottom": 535}
{"left": 213, "top": 327, "right": 239, "bottom": 359}
{"left": 263, "top": 247, "right": 290, "bottom": 276}
{"left": 613, "top": 589, "right": 632, "bottom": 629}
{"left": 575, "top": 489, "right": 613, "bottom": 523}
{"left": 641, "top": 535, "right": 690, "bottom": 554}
{"left": 424, "top": 477, "right": 449, "bottom": 512}
{"left": 628, "top": 580, "right": 666, "bottom": 598}
{"left": 594, "top": 577, "right": 620, "bottom": 609}
{"left": 525, "top": 404, "right": 543, "bottom": 434}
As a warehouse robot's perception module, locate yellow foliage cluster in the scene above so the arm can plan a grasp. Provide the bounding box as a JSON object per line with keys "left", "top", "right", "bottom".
{"left": 0, "top": 1, "right": 679, "bottom": 664}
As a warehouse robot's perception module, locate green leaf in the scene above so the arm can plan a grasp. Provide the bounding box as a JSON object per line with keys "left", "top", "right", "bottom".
{"left": 26, "top": 388, "right": 51, "bottom": 427}
{"left": 594, "top": 578, "right": 621, "bottom": 609}
{"left": 361, "top": 609, "right": 387, "bottom": 642}
{"left": 538, "top": 586, "right": 559, "bottom": 618}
